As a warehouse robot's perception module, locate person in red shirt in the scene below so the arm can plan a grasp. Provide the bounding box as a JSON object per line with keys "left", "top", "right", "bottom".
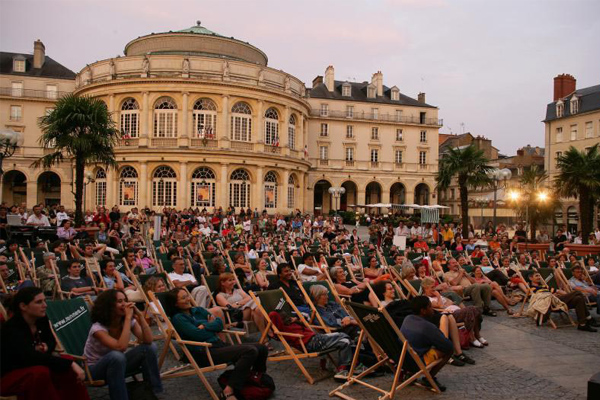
{"left": 413, "top": 235, "right": 429, "bottom": 252}
{"left": 92, "top": 207, "right": 110, "bottom": 226}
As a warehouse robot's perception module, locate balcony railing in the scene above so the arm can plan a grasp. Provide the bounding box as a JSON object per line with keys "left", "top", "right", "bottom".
{"left": 345, "top": 160, "right": 355, "bottom": 167}
{"left": 0, "top": 87, "right": 70, "bottom": 100}
{"left": 231, "top": 141, "right": 254, "bottom": 151}
{"left": 310, "top": 158, "right": 436, "bottom": 172}
{"left": 151, "top": 138, "right": 178, "bottom": 147}
{"left": 319, "top": 159, "right": 329, "bottom": 166}
{"left": 371, "top": 161, "right": 380, "bottom": 168}
{"left": 117, "top": 138, "right": 139, "bottom": 147}
{"left": 190, "top": 138, "right": 218, "bottom": 148}
{"left": 263, "top": 145, "right": 281, "bottom": 154}
{"left": 309, "top": 109, "right": 443, "bottom": 126}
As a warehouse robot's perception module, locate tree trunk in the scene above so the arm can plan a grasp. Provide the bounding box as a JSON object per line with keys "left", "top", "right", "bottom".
{"left": 579, "top": 186, "right": 592, "bottom": 245}
{"left": 459, "top": 184, "right": 469, "bottom": 235}
{"left": 530, "top": 218, "right": 537, "bottom": 242}
{"left": 74, "top": 157, "right": 85, "bottom": 227}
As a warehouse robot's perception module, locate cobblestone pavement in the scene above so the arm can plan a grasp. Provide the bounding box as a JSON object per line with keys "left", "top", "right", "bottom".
{"left": 88, "top": 301, "right": 599, "bottom": 400}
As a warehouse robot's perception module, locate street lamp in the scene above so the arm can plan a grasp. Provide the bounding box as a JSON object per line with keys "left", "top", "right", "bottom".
{"left": 83, "top": 171, "right": 95, "bottom": 211}
{"left": 487, "top": 168, "right": 512, "bottom": 229}
{"left": 0, "top": 129, "right": 23, "bottom": 175}
{"left": 328, "top": 186, "right": 345, "bottom": 221}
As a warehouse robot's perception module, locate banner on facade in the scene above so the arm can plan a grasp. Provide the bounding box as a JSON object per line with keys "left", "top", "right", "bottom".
{"left": 197, "top": 185, "right": 210, "bottom": 202}
{"left": 265, "top": 187, "right": 275, "bottom": 207}
{"left": 123, "top": 184, "right": 135, "bottom": 201}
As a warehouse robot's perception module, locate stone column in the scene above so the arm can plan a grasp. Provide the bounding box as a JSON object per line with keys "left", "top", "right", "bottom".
{"left": 106, "top": 168, "right": 116, "bottom": 207}
{"left": 178, "top": 161, "right": 188, "bottom": 208}
{"left": 255, "top": 166, "right": 263, "bottom": 211}
{"left": 219, "top": 164, "right": 228, "bottom": 208}
{"left": 180, "top": 92, "right": 189, "bottom": 147}
{"left": 282, "top": 169, "right": 290, "bottom": 213}
{"left": 381, "top": 186, "right": 391, "bottom": 215}
{"left": 357, "top": 189, "right": 366, "bottom": 208}
{"left": 257, "top": 100, "right": 264, "bottom": 143}
{"left": 140, "top": 92, "right": 149, "bottom": 146}
{"left": 139, "top": 162, "right": 148, "bottom": 209}
{"left": 283, "top": 106, "right": 290, "bottom": 148}
{"left": 109, "top": 94, "right": 116, "bottom": 124}
{"left": 221, "top": 95, "right": 229, "bottom": 142}
{"left": 26, "top": 180, "right": 37, "bottom": 209}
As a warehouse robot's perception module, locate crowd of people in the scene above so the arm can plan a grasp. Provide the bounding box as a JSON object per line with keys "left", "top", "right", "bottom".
{"left": 1, "top": 203, "right": 599, "bottom": 399}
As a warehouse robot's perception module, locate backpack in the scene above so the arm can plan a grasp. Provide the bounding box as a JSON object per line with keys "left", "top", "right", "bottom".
{"left": 218, "top": 370, "right": 275, "bottom": 400}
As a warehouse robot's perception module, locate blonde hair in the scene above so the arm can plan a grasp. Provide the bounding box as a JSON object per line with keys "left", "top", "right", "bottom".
{"left": 421, "top": 277, "right": 435, "bottom": 288}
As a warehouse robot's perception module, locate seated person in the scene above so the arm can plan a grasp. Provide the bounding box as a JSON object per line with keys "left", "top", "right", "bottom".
{"left": 60, "top": 260, "right": 97, "bottom": 298}
{"left": 254, "top": 258, "right": 275, "bottom": 290}
{"left": 297, "top": 253, "right": 326, "bottom": 282}
{"left": 444, "top": 259, "right": 495, "bottom": 316}
{"left": 268, "top": 263, "right": 307, "bottom": 307}
{"left": 568, "top": 263, "right": 600, "bottom": 315}
{"left": 0, "top": 287, "right": 89, "bottom": 400}
{"left": 57, "top": 219, "right": 78, "bottom": 242}
{"left": 215, "top": 273, "right": 266, "bottom": 332}
{"left": 472, "top": 266, "right": 515, "bottom": 314}
{"left": 135, "top": 249, "right": 157, "bottom": 275}
{"left": 329, "top": 266, "right": 379, "bottom": 306}
{"left": 166, "top": 288, "right": 268, "bottom": 400}
{"left": 100, "top": 260, "right": 143, "bottom": 302}
{"left": 36, "top": 252, "right": 58, "bottom": 296}
{"left": 0, "top": 263, "right": 34, "bottom": 294}
{"left": 400, "top": 296, "right": 453, "bottom": 391}
{"left": 306, "top": 284, "right": 359, "bottom": 339}
{"left": 25, "top": 205, "right": 50, "bottom": 227}
{"left": 70, "top": 242, "right": 107, "bottom": 276}
{"left": 168, "top": 257, "right": 210, "bottom": 308}
{"left": 413, "top": 235, "right": 429, "bottom": 252}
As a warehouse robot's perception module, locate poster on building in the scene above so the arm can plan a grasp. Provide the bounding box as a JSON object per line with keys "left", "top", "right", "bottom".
{"left": 123, "top": 184, "right": 135, "bottom": 201}
{"left": 265, "top": 187, "right": 275, "bottom": 207}
{"left": 197, "top": 185, "right": 210, "bottom": 203}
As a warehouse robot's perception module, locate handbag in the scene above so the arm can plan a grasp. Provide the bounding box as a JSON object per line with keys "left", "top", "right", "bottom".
{"left": 458, "top": 327, "right": 470, "bottom": 350}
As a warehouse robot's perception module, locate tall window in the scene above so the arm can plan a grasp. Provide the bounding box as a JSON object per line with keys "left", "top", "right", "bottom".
{"left": 346, "top": 105, "right": 354, "bottom": 118}
{"left": 152, "top": 166, "right": 177, "bottom": 207}
{"left": 10, "top": 106, "right": 21, "bottom": 121}
{"left": 570, "top": 125, "right": 577, "bottom": 141}
{"left": 95, "top": 168, "right": 107, "bottom": 207}
{"left": 346, "top": 125, "right": 354, "bottom": 138}
{"left": 153, "top": 97, "right": 178, "bottom": 137}
{"left": 420, "top": 130, "right": 427, "bottom": 142}
{"left": 556, "top": 127, "right": 563, "bottom": 142}
{"left": 46, "top": 84, "right": 58, "bottom": 99}
{"left": 190, "top": 167, "right": 216, "bottom": 207}
{"left": 13, "top": 59, "right": 25, "bottom": 72}
{"left": 264, "top": 108, "right": 279, "bottom": 145}
{"left": 287, "top": 175, "right": 296, "bottom": 209}
{"left": 319, "top": 146, "right": 328, "bottom": 160}
{"left": 11, "top": 82, "right": 23, "bottom": 97}
{"left": 396, "top": 129, "right": 403, "bottom": 141}
{"left": 230, "top": 102, "right": 252, "bottom": 141}
{"left": 555, "top": 151, "right": 562, "bottom": 167}
{"left": 372, "top": 108, "right": 379, "bottom": 120}
{"left": 419, "top": 151, "right": 427, "bottom": 165}
{"left": 264, "top": 171, "right": 278, "bottom": 209}
{"left": 193, "top": 98, "right": 217, "bottom": 138}
{"left": 229, "top": 169, "right": 250, "bottom": 208}
{"left": 288, "top": 114, "right": 296, "bottom": 150}
{"left": 570, "top": 97, "right": 579, "bottom": 114}
{"left": 320, "top": 123, "right": 328, "bottom": 137}
{"left": 395, "top": 150, "right": 403, "bottom": 164}
{"left": 585, "top": 121, "right": 593, "bottom": 138}
{"left": 345, "top": 147, "right": 354, "bottom": 161}
{"left": 371, "top": 127, "right": 379, "bottom": 140}
{"left": 119, "top": 166, "right": 138, "bottom": 206}
{"left": 320, "top": 104, "right": 329, "bottom": 117}
{"left": 120, "top": 98, "right": 140, "bottom": 138}
{"left": 370, "top": 149, "right": 379, "bottom": 163}
{"left": 342, "top": 84, "right": 351, "bottom": 97}
{"left": 556, "top": 101, "right": 564, "bottom": 118}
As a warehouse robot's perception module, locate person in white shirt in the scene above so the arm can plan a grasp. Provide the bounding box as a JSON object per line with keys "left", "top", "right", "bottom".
{"left": 167, "top": 257, "right": 210, "bottom": 307}
{"left": 25, "top": 205, "right": 50, "bottom": 227}
{"left": 242, "top": 216, "right": 252, "bottom": 233}
{"left": 395, "top": 222, "right": 409, "bottom": 236}
{"left": 297, "top": 253, "right": 326, "bottom": 282}
{"left": 199, "top": 223, "right": 212, "bottom": 236}
{"left": 56, "top": 205, "right": 69, "bottom": 226}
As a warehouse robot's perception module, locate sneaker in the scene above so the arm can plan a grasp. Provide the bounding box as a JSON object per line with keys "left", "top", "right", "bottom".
{"left": 471, "top": 339, "right": 484, "bottom": 348}
{"left": 351, "top": 363, "right": 368, "bottom": 376}
{"left": 577, "top": 324, "right": 598, "bottom": 332}
{"left": 449, "top": 355, "right": 465, "bottom": 366}
{"left": 334, "top": 368, "right": 350, "bottom": 381}
{"left": 457, "top": 353, "right": 476, "bottom": 365}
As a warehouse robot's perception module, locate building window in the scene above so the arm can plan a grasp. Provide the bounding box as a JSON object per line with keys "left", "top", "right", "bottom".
{"left": 11, "top": 82, "right": 23, "bottom": 97}
{"left": 13, "top": 59, "right": 25, "bottom": 73}
{"left": 153, "top": 97, "right": 178, "bottom": 138}
{"left": 450, "top": 188, "right": 455, "bottom": 199}
{"left": 396, "top": 129, "right": 403, "bottom": 141}
{"left": 570, "top": 97, "right": 579, "bottom": 114}
{"left": 190, "top": 167, "right": 216, "bottom": 207}
{"left": 193, "top": 98, "right": 217, "bottom": 138}
{"left": 230, "top": 101, "right": 252, "bottom": 142}
{"left": 152, "top": 166, "right": 177, "bottom": 207}
{"left": 396, "top": 110, "right": 402, "bottom": 122}
{"left": 346, "top": 125, "right": 354, "bottom": 138}
{"left": 264, "top": 107, "right": 279, "bottom": 145}
{"left": 10, "top": 105, "right": 21, "bottom": 121}
{"left": 346, "top": 105, "right": 354, "bottom": 118}
{"left": 556, "top": 101, "right": 564, "bottom": 118}
{"left": 420, "top": 112, "right": 427, "bottom": 124}
{"left": 95, "top": 168, "right": 107, "bottom": 207}
{"left": 585, "top": 121, "right": 593, "bottom": 138}
{"left": 420, "top": 130, "right": 427, "bottom": 142}
{"left": 264, "top": 171, "right": 278, "bottom": 209}
{"left": 367, "top": 86, "right": 376, "bottom": 98}
{"left": 345, "top": 147, "right": 354, "bottom": 161}
{"left": 119, "top": 166, "right": 138, "bottom": 206}
{"left": 320, "top": 104, "right": 329, "bottom": 117}
{"left": 370, "top": 149, "right": 379, "bottom": 163}
{"left": 287, "top": 175, "right": 296, "bottom": 209}
{"left": 394, "top": 150, "right": 403, "bottom": 164}
{"left": 288, "top": 114, "right": 296, "bottom": 150}
{"left": 46, "top": 84, "right": 57, "bottom": 99}
{"left": 371, "top": 127, "right": 379, "bottom": 140}
{"left": 319, "top": 146, "right": 328, "bottom": 160}
{"left": 555, "top": 151, "right": 562, "bottom": 167}
{"left": 555, "top": 127, "right": 563, "bottom": 143}
{"left": 570, "top": 125, "right": 577, "bottom": 141}
{"left": 120, "top": 98, "right": 140, "bottom": 138}
{"left": 372, "top": 108, "right": 379, "bottom": 120}
{"left": 419, "top": 151, "right": 427, "bottom": 165}
{"left": 320, "top": 123, "right": 329, "bottom": 137}
{"left": 342, "top": 85, "right": 351, "bottom": 97}
{"left": 391, "top": 89, "right": 399, "bottom": 101}
{"left": 229, "top": 169, "right": 250, "bottom": 208}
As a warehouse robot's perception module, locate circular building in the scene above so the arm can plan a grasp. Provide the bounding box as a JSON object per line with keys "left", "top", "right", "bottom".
{"left": 76, "top": 22, "right": 310, "bottom": 213}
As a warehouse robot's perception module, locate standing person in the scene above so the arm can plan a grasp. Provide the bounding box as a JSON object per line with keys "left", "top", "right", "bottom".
{"left": 84, "top": 289, "right": 163, "bottom": 400}
{"left": 0, "top": 287, "right": 89, "bottom": 400}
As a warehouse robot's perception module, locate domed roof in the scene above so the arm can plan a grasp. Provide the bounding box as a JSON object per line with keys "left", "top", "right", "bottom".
{"left": 124, "top": 22, "right": 268, "bottom": 66}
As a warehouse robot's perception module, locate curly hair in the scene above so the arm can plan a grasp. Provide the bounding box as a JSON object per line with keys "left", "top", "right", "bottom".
{"left": 91, "top": 289, "right": 127, "bottom": 327}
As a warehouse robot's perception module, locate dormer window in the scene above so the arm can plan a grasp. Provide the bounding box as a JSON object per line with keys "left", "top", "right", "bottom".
{"left": 13, "top": 58, "right": 25, "bottom": 73}
{"left": 367, "top": 84, "right": 376, "bottom": 99}
{"left": 391, "top": 87, "right": 400, "bottom": 101}
{"left": 556, "top": 100, "right": 564, "bottom": 118}
{"left": 342, "top": 83, "right": 351, "bottom": 97}
{"left": 570, "top": 95, "right": 579, "bottom": 114}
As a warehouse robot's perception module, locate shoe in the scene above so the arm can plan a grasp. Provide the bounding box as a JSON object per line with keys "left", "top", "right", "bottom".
{"left": 588, "top": 318, "right": 600, "bottom": 327}
{"left": 577, "top": 324, "right": 598, "bottom": 332}
{"left": 417, "top": 377, "right": 446, "bottom": 392}
{"left": 478, "top": 337, "right": 489, "bottom": 346}
{"left": 471, "top": 339, "right": 484, "bottom": 348}
{"left": 457, "top": 353, "right": 476, "bottom": 365}
{"left": 449, "top": 355, "right": 465, "bottom": 366}
{"left": 334, "top": 368, "right": 350, "bottom": 381}
{"left": 351, "top": 363, "right": 369, "bottom": 376}
{"left": 483, "top": 308, "right": 497, "bottom": 317}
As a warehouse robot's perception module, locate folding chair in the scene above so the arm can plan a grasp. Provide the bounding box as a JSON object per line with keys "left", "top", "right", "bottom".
{"left": 297, "top": 279, "right": 342, "bottom": 333}
{"left": 330, "top": 301, "right": 442, "bottom": 400}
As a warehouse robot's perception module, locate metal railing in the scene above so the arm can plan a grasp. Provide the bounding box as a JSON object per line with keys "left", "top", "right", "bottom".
{"left": 309, "top": 109, "right": 443, "bottom": 126}
{"left": 0, "top": 87, "right": 69, "bottom": 100}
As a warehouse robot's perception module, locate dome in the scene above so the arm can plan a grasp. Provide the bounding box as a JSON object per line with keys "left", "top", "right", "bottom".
{"left": 123, "top": 22, "right": 268, "bottom": 66}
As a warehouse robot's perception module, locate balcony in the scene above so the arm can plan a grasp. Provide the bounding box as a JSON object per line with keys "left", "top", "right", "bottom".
{"left": 151, "top": 138, "right": 178, "bottom": 147}
{"left": 310, "top": 158, "right": 436, "bottom": 172}
{"left": 117, "top": 138, "right": 139, "bottom": 147}
{"left": 231, "top": 141, "right": 254, "bottom": 152}
{"left": 263, "top": 145, "right": 281, "bottom": 154}
{"left": 371, "top": 161, "right": 380, "bottom": 168}
{"left": 0, "top": 87, "right": 70, "bottom": 100}
{"left": 190, "top": 138, "right": 218, "bottom": 148}
{"left": 309, "top": 109, "right": 443, "bottom": 126}
{"left": 345, "top": 160, "right": 355, "bottom": 167}
{"left": 319, "top": 159, "right": 329, "bottom": 166}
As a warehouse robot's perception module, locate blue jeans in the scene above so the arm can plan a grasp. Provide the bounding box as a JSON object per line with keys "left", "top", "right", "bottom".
{"left": 89, "top": 343, "right": 163, "bottom": 400}
{"left": 306, "top": 332, "right": 353, "bottom": 368}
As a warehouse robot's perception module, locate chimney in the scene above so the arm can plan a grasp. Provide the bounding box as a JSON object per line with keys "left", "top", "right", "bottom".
{"left": 418, "top": 92, "right": 426, "bottom": 104}
{"left": 371, "top": 71, "right": 383, "bottom": 96}
{"left": 33, "top": 39, "right": 45, "bottom": 69}
{"left": 312, "top": 75, "right": 323, "bottom": 88}
{"left": 324, "top": 65, "right": 335, "bottom": 92}
{"left": 517, "top": 149, "right": 524, "bottom": 156}
{"left": 553, "top": 74, "right": 576, "bottom": 101}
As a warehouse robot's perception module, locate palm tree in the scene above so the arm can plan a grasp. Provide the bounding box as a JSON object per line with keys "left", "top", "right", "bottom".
{"left": 554, "top": 144, "right": 600, "bottom": 244}
{"left": 437, "top": 145, "right": 493, "bottom": 232}
{"left": 33, "top": 94, "right": 119, "bottom": 227}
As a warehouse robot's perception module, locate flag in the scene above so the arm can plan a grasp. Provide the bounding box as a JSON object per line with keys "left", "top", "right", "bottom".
{"left": 274, "top": 134, "right": 279, "bottom": 147}
{"left": 206, "top": 126, "right": 214, "bottom": 139}
{"left": 304, "top": 145, "right": 309, "bottom": 158}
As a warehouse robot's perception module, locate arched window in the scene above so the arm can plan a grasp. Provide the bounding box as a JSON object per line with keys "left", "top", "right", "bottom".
{"left": 288, "top": 114, "right": 296, "bottom": 150}
{"left": 95, "top": 168, "right": 107, "bottom": 207}
{"left": 230, "top": 102, "right": 252, "bottom": 142}
{"left": 264, "top": 107, "right": 279, "bottom": 146}
{"left": 153, "top": 97, "right": 178, "bottom": 138}
{"left": 120, "top": 98, "right": 139, "bottom": 138}
{"left": 119, "top": 166, "right": 138, "bottom": 206}
{"left": 229, "top": 169, "right": 250, "bottom": 208}
{"left": 193, "top": 98, "right": 217, "bottom": 138}
{"left": 287, "top": 174, "right": 296, "bottom": 209}
{"left": 264, "top": 171, "right": 278, "bottom": 209}
{"left": 152, "top": 166, "right": 177, "bottom": 207}
{"left": 414, "top": 183, "right": 430, "bottom": 206}
{"left": 190, "top": 167, "right": 216, "bottom": 207}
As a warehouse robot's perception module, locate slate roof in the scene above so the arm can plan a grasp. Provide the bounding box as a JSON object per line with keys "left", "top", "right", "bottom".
{"left": 544, "top": 84, "right": 600, "bottom": 121}
{"left": 309, "top": 80, "right": 437, "bottom": 108}
{"left": 0, "top": 51, "right": 76, "bottom": 80}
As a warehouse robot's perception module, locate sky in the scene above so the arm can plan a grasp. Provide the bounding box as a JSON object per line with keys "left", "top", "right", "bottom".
{"left": 1, "top": 0, "right": 599, "bottom": 155}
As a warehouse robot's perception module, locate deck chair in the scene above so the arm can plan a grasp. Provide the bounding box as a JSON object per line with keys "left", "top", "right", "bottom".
{"left": 330, "top": 301, "right": 442, "bottom": 400}
{"left": 534, "top": 269, "right": 576, "bottom": 329}
{"left": 249, "top": 288, "right": 336, "bottom": 384}
{"left": 297, "top": 279, "right": 341, "bottom": 333}
{"left": 148, "top": 292, "right": 243, "bottom": 400}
